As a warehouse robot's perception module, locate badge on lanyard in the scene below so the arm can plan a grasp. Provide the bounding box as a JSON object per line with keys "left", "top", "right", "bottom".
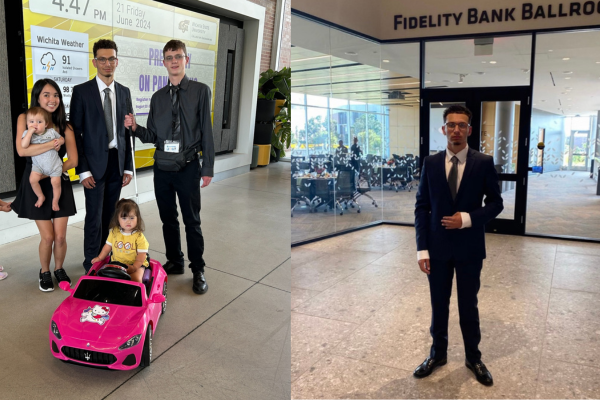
{"left": 164, "top": 140, "right": 180, "bottom": 153}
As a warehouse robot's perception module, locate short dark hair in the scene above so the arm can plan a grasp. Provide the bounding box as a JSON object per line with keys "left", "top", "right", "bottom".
{"left": 109, "top": 199, "right": 145, "bottom": 232}
{"left": 163, "top": 40, "right": 187, "bottom": 57}
{"left": 93, "top": 39, "right": 118, "bottom": 58}
{"left": 443, "top": 105, "right": 472, "bottom": 123}
{"left": 26, "top": 106, "right": 50, "bottom": 124}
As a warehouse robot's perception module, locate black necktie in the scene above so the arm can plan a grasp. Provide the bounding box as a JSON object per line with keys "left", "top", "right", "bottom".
{"left": 103, "top": 88, "right": 114, "bottom": 143}
{"left": 448, "top": 156, "right": 459, "bottom": 201}
{"left": 171, "top": 85, "right": 180, "bottom": 142}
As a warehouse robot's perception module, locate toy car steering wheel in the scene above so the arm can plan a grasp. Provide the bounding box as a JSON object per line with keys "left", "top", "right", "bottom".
{"left": 97, "top": 265, "right": 132, "bottom": 281}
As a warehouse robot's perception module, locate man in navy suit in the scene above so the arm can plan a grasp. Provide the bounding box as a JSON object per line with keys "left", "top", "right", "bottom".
{"left": 71, "top": 39, "right": 133, "bottom": 272}
{"left": 413, "top": 105, "right": 503, "bottom": 386}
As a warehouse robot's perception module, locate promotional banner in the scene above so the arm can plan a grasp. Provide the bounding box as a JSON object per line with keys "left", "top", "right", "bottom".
{"left": 22, "top": 0, "right": 219, "bottom": 177}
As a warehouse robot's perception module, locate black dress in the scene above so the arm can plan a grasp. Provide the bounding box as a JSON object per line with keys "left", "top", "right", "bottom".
{"left": 11, "top": 131, "right": 77, "bottom": 220}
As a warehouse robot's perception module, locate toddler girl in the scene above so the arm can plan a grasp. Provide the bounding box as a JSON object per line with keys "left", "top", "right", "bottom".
{"left": 92, "top": 199, "right": 149, "bottom": 283}
{"left": 21, "top": 107, "right": 63, "bottom": 211}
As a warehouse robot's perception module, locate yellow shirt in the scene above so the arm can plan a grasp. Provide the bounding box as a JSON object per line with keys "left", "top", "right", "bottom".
{"left": 106, "top": 228, "right": 149, "bottom": 267}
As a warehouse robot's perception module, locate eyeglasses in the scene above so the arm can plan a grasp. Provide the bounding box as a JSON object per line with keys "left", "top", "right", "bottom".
{"left": 445, "top": 122, "right": 470, "bottom": 131}
{"left": 95, "top": 57, "right": 118, "bottom": 65}
{"left": 164, "top": 54, "right": 187, "bottom": 62}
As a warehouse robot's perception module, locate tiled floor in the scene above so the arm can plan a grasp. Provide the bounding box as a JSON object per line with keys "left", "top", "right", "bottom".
{"left": 291, "top": 225, "right": 600, "bottom": 399}
{"left": 0, "top": 162, "right": 291, "bottom": 400}
{"left": 292, "top": 171, "right": 600, "bottom": 243}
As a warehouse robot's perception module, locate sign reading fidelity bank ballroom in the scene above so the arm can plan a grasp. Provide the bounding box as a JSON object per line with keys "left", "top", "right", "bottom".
{"left": 383, "top": 0, "right": 600, "bottom": 39}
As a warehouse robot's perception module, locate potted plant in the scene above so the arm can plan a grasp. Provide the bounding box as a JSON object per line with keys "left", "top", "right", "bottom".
{"left": 255, "top": 67, "right": 291, "bottom": 161}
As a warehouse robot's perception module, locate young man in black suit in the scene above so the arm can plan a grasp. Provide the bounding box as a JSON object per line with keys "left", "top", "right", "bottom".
{"left": 71, "top": 39, "right": 133, "bottom": 272}
{"left": 125, "top": 40, "right": 215, "bottom": 295}
{"left": 413, "top": 105, "right": 503, "bottom": 386}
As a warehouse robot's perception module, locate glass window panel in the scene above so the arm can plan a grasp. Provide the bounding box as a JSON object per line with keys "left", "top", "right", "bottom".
{"left": 306, "top": 107, "right": 331, "bottom": 155}
{"left": 528, "top": 29, "right": 600, "bottom": 239}
{"left": 306, "top": 94, "right": 329, "bottom": 108}
{"left": 291, "top": 105, "right": 307, "bottom": 158}
{"left": 349, "top": 101, "right": 367, "bottom": 112}
{"left": 329, "top": 97, "right": 349, "bottom": 110}
{"left": 291, "top": 92, "right": 305, "bottom": 105}
{"left": 368, "top": 103, "right": 382, "bottom": 114}
{"left": 480, "top": 101, "right": 521, "bottom": 174}
{"left": 425, "top": 35, "right": 532, "bottom": 88}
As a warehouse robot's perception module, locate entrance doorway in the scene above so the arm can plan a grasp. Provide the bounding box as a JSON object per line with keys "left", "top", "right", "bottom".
{"left": 420, "top": 87, "right": 532, "bottom": 235}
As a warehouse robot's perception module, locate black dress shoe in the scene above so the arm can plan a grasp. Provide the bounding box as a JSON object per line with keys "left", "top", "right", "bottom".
{"left": 163, "top": 261, "right": 185, "bottom": 275}
{"left": 192, "top": 271, "right": 208, "bottom": 294}
{"left": 466, "top": 360, "right": 493, "bottom": 386}
{"left": 413, "top": 356, "right": 447, "bottom": 378}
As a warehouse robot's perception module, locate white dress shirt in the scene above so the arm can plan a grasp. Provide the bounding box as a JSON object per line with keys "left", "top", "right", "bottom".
{"left": 417, "top": 146, "right": 472, "bottom": 261}
{"left": 79, "top": 76, "right": 132, "bottom": 181}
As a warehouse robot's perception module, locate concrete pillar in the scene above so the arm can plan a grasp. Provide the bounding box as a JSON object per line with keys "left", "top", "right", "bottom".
{"left": 494, "top": 101, "right": 515, "bottom": 173}
{"left": 0, "top": 0, "right": 15, "bottom": 193}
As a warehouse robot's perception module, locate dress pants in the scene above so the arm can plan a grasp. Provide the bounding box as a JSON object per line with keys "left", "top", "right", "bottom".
{"left": 427, "top": 258, "right": 483, "bottom": 364}
{"left": 83, "top": 148, "right": 123, "bottom": 271}
{"left": 153, "top": 158, "right": 205, "bottom": 273}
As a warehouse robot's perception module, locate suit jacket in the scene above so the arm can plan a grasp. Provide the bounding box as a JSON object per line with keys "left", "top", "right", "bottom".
{"left": 71, "top": 78, "right": 134, "bottom": 180}
{"left": 414, "top": 148, "right": 503, "bottom": 261}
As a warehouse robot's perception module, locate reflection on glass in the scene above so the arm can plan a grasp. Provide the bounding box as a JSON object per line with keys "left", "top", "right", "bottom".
{"left": 291, "top": 105, "right": 307, "bottom": 158}
{"left": 425, "top": 35, "right": 532, "bottom": 89}
{"left": 480, "top": 101, "right": 521, "bottom": 174}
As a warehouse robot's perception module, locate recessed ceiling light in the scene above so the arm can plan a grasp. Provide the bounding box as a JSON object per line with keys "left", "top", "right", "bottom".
{"left": 489, "top": 61, "right": 497, "bottom": 64}
{"left": 382, "top": 59, "right": 390, "bottom": 63}
{"left": 562, "top": 57, "right": 570, "bottom": 60}
{"left": 563, "top": 71, "right": 573, "bottom": 74}
{"left": 481, "top": 61, "right": 487, "bottom": 64}
{"left": 345, "top": 51, "right": 357, "bottom": 56}
{"left": 565, "top": 77, "right": 571, "bottom": 79}
{"left": 548, "top": 49, "right": 553, "bottom": 52}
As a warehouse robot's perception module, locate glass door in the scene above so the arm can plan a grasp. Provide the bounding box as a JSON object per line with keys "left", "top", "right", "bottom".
{"left": 420, "top": 87, "right": 532, "bottom": 235}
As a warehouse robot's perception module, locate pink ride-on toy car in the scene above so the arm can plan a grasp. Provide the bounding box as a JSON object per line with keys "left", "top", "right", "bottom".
{"left": 49, "top": 256, "right": 167, "bottom": 370}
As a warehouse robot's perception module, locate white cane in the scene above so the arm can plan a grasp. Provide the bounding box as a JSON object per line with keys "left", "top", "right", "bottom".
{"left": 127, "top": 97, "right": 139, "bottom": 204}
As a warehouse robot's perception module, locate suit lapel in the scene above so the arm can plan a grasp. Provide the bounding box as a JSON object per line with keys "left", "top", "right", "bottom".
{"left": 90, "top": 78, "right": 105, "bottom": 125}
{"left": 438, "top": 151, "right": 454, "bottom": 204}
{"left": 455, "top": 147, "right": 476, "bottom": 203}
{"left": 115, "top": 82, "right": 123, "bottom": 137}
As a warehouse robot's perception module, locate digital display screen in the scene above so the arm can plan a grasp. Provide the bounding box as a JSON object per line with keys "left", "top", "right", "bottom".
{"left": 22, "top": 0, "right": 219, "bottom": 177}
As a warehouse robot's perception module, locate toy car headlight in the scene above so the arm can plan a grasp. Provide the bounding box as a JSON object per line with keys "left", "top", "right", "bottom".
{"left": 51, "top": 320, "right": 62, "bottom": 340}
{"left": 119, "top": 334, "right": 142, "bottom": 350}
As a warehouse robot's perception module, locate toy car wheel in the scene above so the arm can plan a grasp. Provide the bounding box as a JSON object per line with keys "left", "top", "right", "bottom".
{"left": 140, "top": 325, "right": 152, "bottom": 367}
{"left": 161, "top": 282, "right": 167, "bottom": 315}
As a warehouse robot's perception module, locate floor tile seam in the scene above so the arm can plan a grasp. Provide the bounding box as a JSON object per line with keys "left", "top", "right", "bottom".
{"left": 547, "top": 286, "right": 600, "bottom": 299}
{"left": 139, "top": 248, "right": 261, "bottom": 285}
{"left": 549, "top": 285, "right": 600, "bottom": 296}
{"left": 291, "top": 309, "right": 361, "bottom": 327}
{"left": 535, "top": 254, "right": 558, "bottom": 395}
{"left": 538, "top": 355, "right": 600, "bottom": 371}
{"left": 273, "top": 317, "right": 292, "bottom": 385}
{"left": 102, "top": 277, "right": 273, "bottom": 400}
{"left": 554, "top": 249, "right": 600, "bottom": 259}
{"left": 256, "top": 282, "right": 291, "bottom": 294}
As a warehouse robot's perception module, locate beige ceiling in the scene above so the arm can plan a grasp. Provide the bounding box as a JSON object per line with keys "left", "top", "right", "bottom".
{"left": 292, "top": 15, "right": 600, "bottom": 117}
